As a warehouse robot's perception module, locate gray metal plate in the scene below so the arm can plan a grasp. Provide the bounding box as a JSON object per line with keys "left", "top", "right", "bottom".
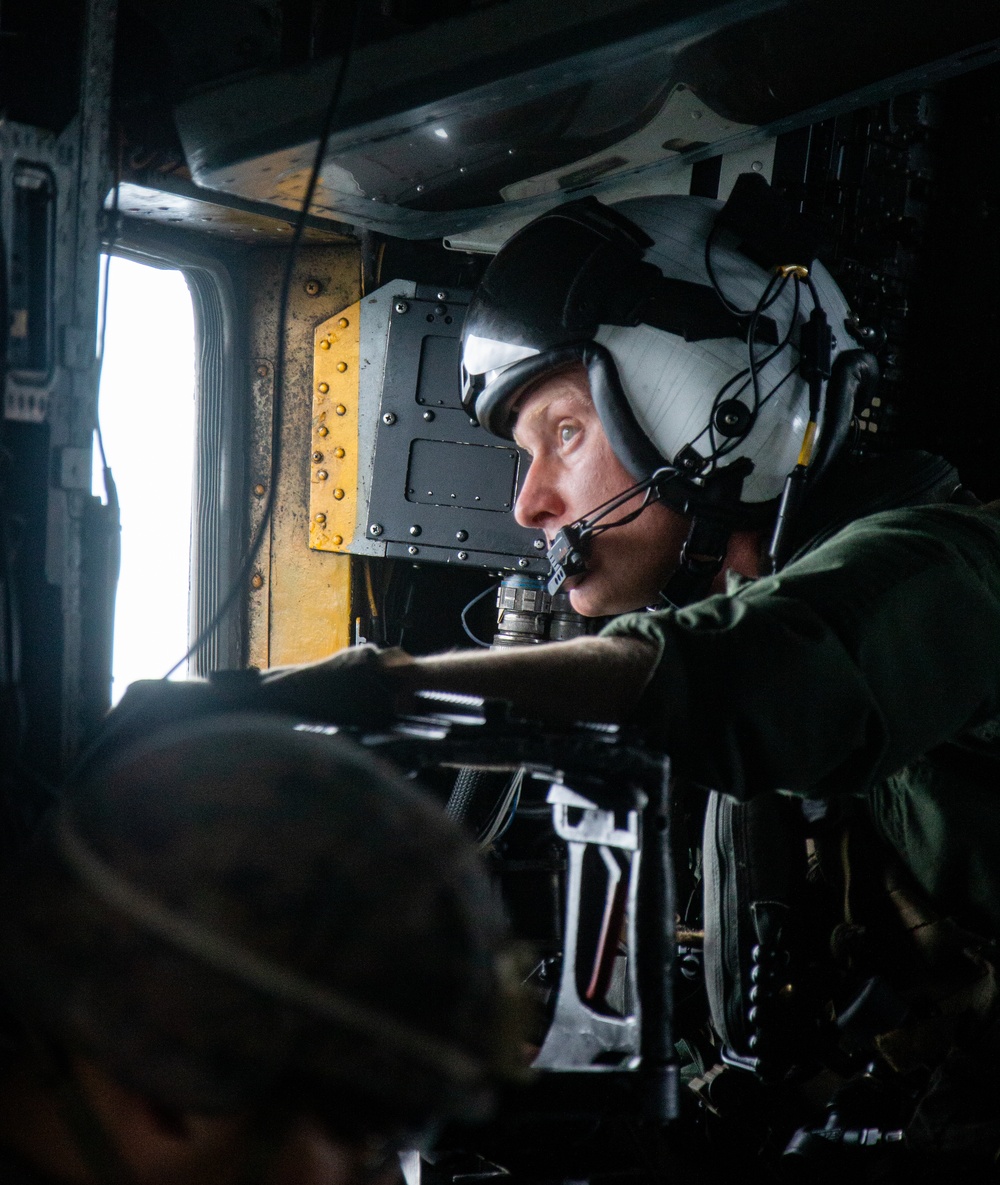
{"left": 362, "top": 285, "right": 546, "bottom": 574}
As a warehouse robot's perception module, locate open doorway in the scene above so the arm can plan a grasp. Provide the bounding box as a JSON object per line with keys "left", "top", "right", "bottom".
{"left": 95, "top": 256, "right": 196, "bottom": 702}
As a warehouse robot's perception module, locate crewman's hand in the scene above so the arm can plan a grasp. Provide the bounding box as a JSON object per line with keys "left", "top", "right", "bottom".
{"left": 254, "top": 643, "right": 412, "bottom": 727}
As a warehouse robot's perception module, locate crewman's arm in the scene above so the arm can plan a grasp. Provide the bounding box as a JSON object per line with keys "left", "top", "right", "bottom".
{"left": 600, "top": 502, "right": 1000, "bottom": 799}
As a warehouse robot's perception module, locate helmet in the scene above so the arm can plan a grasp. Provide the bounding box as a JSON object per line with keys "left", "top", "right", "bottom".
{"left": 0, "top": 715, "right": 517, "bottom": 1142}
{"left": 461, "top": 181, "right": 855, "bottom": 523}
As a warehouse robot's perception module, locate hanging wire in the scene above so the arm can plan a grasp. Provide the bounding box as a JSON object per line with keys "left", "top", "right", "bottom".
{"left": 94, "top": 141, "right": 122, "bottom": 518}
{"left": 163, "top": 14, "right": 360, "bottom": 679}
{"left": 460, "top": 581, "right": 500, "bottom": 648}
{"left": 477, "top": 768, "right": 524, "bottom": 847}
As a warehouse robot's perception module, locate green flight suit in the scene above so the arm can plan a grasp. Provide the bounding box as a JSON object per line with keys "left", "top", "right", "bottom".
{"left": 601, "top": 502, "right": 1000, "bottom": 935}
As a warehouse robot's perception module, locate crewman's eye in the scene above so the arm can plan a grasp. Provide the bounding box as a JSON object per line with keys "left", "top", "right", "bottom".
{"left": 559, "top": 424, "right": 578, "bottom": 445}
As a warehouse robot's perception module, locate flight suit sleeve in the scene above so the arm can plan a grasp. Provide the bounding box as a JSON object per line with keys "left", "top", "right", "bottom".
{"left": 600, "top": 503, "right": 1000, "bottom": 800}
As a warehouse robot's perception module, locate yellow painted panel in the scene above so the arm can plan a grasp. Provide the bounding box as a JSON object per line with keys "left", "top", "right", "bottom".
{"left": 310, "top": 301, "right": 361, "bottom": 553}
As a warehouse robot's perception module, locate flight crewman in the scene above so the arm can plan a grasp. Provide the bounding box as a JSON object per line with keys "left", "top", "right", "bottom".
{"left": 266, "top": 183, "right": 1000, "bottom": 1170}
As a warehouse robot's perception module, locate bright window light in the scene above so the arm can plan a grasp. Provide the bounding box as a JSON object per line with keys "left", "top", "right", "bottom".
{"left": 94, "top": 255, "right": 196, "bottom": 702}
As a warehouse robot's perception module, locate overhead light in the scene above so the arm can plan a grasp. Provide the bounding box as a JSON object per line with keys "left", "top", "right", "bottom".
{"left": 433, "top": 128, "right": 449, "bottom": 139}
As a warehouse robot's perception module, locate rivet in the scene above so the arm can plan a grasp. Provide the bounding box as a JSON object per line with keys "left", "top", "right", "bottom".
{"left": 408, "top": 545, "right": 419, "bottom": 555}
{"left": 518, "top": 558, "right": 529, "bottom": 569}
{"left": 456, "top": 530, "right": 468, "bottom": 542}
{"left": 336, "top": 361, "right": 348, "bottom": 373}
{"left": 457, "top": 551, "right": 469, "bottom": 561}
{"left": 256, "top": 364, "right": 268, "bottom": 377}
{"left": 320, "top": 340, "right": 331, "bottom": 350}
{"left": 332, "top": 534, "right": 343, "bottom": 546}
{"left": 533, "top": 539, "right": 545, "bottom": 550}
{"left": 338, "top": 317, "right": 349, "bottom": 329}
{"left": 409, "top": 525, "right": 421, "bottom": 536}
{"left": 422, "top": 410, "right": 435, "bottom": 421}
{"left": 317, "top": 425, "right": 329, "bottom": 437}
{"left": 333, "top": 447, "right": 345, "bottom": 458}
{"left": 313, "top": 451, "right": 323, "bottom": 462}
{"left": 434, "top": 304, "right": 447, "bottom": 315}
{"left": 751, "top": 160, "right": 763, "bottom": 172}
{"left": 314, "top": 513, "right": 327, "bottom": 524}
{"left": 336, "top": 404, "right": 347, "bottom": 416}
{"left": 317, "top": 470, "right": 328, "bottom": 480}
{"left": 394, "top": 301, "right": 409, "bottom": 314}
{"left": 416, "top": 184, "right": 425, "bottom": 193}
{"left": 369, "top": 523, "right": 383, "bottom": 536}
{"left": 251, "top": 572, "right": 264, "bottom": 590}
{"left": 253, "top": 483, "right": 266, "bottom": 497}
{"left": 382, "top": 411, "right": 397, "bottom": 425}
{"left": 333, "top": 488, "right": 345, "bottom": 500}
{"left": 318, "top": 382, "right": 329, "bottom": 393}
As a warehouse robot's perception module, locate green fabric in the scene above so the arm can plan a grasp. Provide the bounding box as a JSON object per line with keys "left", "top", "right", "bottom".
{"left": 601, "top": 503, "right": 1000, "bottom": 932}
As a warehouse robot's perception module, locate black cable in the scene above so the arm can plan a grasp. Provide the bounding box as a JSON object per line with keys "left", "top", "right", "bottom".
{"left": 95, "top": 164, "right": 121, "bottom": 517}
{"left": 163, "top": 15, "right": 360, "bottom": 679}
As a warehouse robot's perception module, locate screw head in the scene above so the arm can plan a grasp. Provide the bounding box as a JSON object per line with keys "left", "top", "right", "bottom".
{"left": 312, "top": 451, "right": 323, "bottom": 462}
{"left": 369, "top": 523, "right": 383, "bottom": 536}
{"left": 518, "top": 558, "right": 529, "bottom": 569}
{"left": 532, "top": 538, "right": 545, "bottom": 550}
{"left": 409, "top": 525, "right": 421, "bottom": 537}
{"left": 394, "top": 301, "right": 409, "bottom": 314}
{"left": 457, "top": 551, "right": 468, "bottom": 561}
{"left": 253, "top": 483, "right": 266, "bottom": 498}
{"left": 455, "top": 530, "right": 468, "bottom": 542}
{"left": 317, "top": 470, "right": 328, "bottom": 481}
{"left": 408, "top": 545, "right": 419, "bottom": 555}
{"left": 333, "top": 488, "right": 345, "bottom": 500}
{"left": 317, "top": 425, "right": 329, "bottom": 437}
{"left": 314, "top": 513, "right": 326, "bottom": 524}
{"left": 256, "top": 364, "right": 268, "bottom": 377}
{"left": 382, "top": 412, "right": 397, "bottom": 425}
{"left": 304, "top": 279, "right": 322, "bottom": 296}
{"left": 422, "top": 410, "right": 435, "bottom": 421}
{"left": 436, "top": 291, "right": 447, "bottom": 301}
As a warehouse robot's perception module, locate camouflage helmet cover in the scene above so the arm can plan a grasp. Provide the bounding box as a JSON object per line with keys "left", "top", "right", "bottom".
{"left": 0, "top": 715, "right": 517, "bottom": 1139}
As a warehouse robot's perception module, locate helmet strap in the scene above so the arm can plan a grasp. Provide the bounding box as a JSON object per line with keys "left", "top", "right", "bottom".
{"left": 660, "top": 514, "right": 732, "bottom": 608}
{"left": 660, "top": 458, "right": 753, "bottom": 608}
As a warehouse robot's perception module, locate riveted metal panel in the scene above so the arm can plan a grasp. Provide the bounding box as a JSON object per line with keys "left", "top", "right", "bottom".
{"left": 246, "top": 244, "right": 360, "bottom": 667}
{"left": 310, "top": 301, "right": 361, "bottom": 553}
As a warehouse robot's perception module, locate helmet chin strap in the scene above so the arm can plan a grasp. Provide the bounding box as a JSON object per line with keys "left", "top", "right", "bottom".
{"left": 661, "top": 458, "right": 754, "bottom": 608}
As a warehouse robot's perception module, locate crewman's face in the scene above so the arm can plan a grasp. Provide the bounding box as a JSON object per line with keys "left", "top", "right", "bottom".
{"left": 512, "top": 365, "right": 688, "bottom": 616}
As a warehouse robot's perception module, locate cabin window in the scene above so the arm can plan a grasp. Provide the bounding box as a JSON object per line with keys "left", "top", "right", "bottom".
{"left": 94, "top": 256, "right": 196, "bottom": 701}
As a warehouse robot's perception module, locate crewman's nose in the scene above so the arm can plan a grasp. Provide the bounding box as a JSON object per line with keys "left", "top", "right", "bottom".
{"left": 514, "top": 458, "right": 565, "bottom": 532}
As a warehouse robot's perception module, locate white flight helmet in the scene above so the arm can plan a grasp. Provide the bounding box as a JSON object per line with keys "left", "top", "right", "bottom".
{"left": 461, "top": 180, "right": 856, "bottom": 525}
